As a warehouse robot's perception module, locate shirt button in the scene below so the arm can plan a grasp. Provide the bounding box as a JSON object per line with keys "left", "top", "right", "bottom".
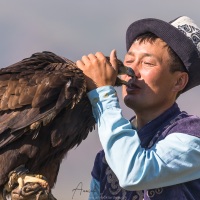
{"left": 103, "top": 93, "right": 109, "bottom": 98}
{"left": 93, "top": 98, "right": 99, "bottom": 103}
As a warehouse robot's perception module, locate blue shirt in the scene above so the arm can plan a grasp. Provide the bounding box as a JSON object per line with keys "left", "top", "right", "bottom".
{"left": 87, "top": 86, "right": 200, "bottom": 200}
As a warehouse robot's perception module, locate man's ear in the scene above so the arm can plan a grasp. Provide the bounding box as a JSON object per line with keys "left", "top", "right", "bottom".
{"left": 173, "top": 72, "right": 189, "bottom": 92}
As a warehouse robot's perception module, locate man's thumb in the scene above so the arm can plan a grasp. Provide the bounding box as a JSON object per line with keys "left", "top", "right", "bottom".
{"left": 110, "top": 49, "right": 118, "bottom": 72}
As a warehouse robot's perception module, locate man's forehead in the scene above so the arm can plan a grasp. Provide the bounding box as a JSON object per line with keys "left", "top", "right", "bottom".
{"left": 128, "top": 38, "right": 169, "bottom": 52}
{"left": 135, "top": 36, "right": 167, "bottom": 45}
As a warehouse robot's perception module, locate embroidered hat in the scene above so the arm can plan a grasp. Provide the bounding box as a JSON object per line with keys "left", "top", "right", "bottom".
{"left": 126, "top": 16, "right": 200, "bottom": 92}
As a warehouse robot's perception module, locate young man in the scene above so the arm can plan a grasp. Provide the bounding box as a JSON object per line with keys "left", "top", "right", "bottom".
{"left": 77, "top": 16, "right": 200, "bottom": 199}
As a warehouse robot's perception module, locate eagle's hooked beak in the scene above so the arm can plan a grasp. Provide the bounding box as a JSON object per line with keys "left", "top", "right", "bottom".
{"left": 118, "top": 65, "right": 135, "bottom": 77}
{"left": 105, "top": 56, "right": 135, "bottom": 86}
{"left": 116, "top": 65, "right": 135, "bottom": 86}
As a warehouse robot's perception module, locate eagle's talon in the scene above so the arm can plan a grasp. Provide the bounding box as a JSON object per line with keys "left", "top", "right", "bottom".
{"left": 4, "top": 168, "right": 50, "bottom": 199}
{"left": 23, "top": 175, "right": 49, "bottom": 189}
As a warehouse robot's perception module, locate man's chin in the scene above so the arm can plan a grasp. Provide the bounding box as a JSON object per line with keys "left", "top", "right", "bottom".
{"left": 123, "top": 95, "right": 135, "bottom": 108}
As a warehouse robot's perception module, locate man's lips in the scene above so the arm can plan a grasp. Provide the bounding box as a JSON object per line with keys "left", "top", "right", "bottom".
{"left": 126, "top": 79, "right": 141, "bottom": 93}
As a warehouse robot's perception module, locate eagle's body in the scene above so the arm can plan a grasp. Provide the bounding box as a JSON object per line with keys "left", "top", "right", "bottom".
{"left": 0, "top": 51, "right": 134, "bottom": 199}
{"left": 0, "top": 51, "right": 96, "bottom": 197}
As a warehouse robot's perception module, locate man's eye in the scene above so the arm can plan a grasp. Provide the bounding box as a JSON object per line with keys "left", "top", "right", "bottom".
{"left": 143, "top": 61, "right": 154, "bottom": 66}
{"left": 125, "top": 60, "right": 134, "bottom": 64}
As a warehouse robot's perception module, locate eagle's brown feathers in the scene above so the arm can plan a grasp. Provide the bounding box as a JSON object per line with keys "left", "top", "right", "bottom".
{"left": 0, "top": 51, "right": 133, "bottom": 198}
{"left": 0, "top": 51, "right": 95, "bottom": 193}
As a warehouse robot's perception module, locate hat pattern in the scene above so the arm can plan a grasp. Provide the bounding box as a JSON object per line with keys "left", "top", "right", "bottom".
{"left": 177, "top": 24, "right": 200, "bottom": 54}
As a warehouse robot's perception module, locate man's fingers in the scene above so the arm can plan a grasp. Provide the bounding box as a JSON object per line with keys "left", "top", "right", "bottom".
{"left": 76, "top": 59, "right": 85, "bottom": 69}
{"left": 95, "top": 52, "right": 105, "bottom": 59}
{"left": 88, "top": 53, "right": 98, "bottom": 63}
{"left": 81, "top": 55, "right": 92, "bottom": 66}
{"left": 110, "top": 49, "right": 118, "bottom": 71}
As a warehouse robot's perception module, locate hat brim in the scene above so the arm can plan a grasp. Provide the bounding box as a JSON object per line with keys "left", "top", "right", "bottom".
{"left": 126, "top": 18, "right": 200, "bottom": 92}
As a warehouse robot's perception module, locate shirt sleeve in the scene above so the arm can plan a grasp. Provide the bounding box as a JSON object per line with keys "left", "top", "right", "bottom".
{"left": 87, "top": 86, "right": 200, "bottom": 191}
{"left": 88, "top": 177, "right": 100, "bottom": 200}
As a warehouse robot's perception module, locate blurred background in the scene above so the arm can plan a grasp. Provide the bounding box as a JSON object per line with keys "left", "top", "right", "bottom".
{"left": 1, "top": 1, "right": 200, "bottom": 199}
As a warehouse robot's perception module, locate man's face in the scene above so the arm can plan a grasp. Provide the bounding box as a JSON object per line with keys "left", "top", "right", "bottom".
{"left": 122, "top": 38, "right": 180, "bottom": 113}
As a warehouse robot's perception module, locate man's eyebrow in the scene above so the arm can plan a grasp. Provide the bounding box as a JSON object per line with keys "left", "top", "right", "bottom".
{"left": 126, "top": 51, "right": 134, "bottom": 56}
{"left": 126, "top": 51, "right": 154, "bottom": 57}
{"left": 125, "top": 51, "right": 162, "bottom": 63}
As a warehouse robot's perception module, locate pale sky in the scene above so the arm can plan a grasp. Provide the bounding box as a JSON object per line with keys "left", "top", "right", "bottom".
{"left": 1, "top": 1, "right": 200, "bottom": 199}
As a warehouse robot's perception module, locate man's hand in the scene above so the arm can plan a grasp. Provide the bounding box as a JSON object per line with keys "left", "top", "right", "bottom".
{"left": 76, "top": 50, "right": 118, "bottom": 91}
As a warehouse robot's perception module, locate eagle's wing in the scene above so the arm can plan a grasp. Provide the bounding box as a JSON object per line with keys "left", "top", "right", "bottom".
{"left": 0, "top": 51, "right": 87, "bottom": 149}
{"left": 0, "top": 52, "right": 96, "bottom": 189}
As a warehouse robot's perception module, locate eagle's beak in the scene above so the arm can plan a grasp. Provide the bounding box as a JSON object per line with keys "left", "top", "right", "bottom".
{"left": 105, "top": 56, "right": 135, "bottom": 86}
{"left": 118, "top": 65, "right": 135, "bottom": 78}
{"left": 116, "top": 65, "right": 135, "bottom": 86}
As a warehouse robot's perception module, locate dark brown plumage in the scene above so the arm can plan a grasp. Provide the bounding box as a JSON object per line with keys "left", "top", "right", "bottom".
{"left": 0, "top": 51, "right": 133, "bottom": 198}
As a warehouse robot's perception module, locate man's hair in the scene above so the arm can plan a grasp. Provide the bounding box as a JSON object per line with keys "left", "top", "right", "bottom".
{"left": 135, "top": 32, "right": 188, "bottom": 97}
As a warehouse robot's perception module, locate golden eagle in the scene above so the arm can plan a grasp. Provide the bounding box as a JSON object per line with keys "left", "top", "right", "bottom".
{"left": 0, "top": 51, "right": 134, "bottom": 200}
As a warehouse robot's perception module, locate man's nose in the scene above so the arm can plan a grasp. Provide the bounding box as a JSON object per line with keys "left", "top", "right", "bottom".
{"left": 128, "top": 62, "right": 141, "bottom": 79}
